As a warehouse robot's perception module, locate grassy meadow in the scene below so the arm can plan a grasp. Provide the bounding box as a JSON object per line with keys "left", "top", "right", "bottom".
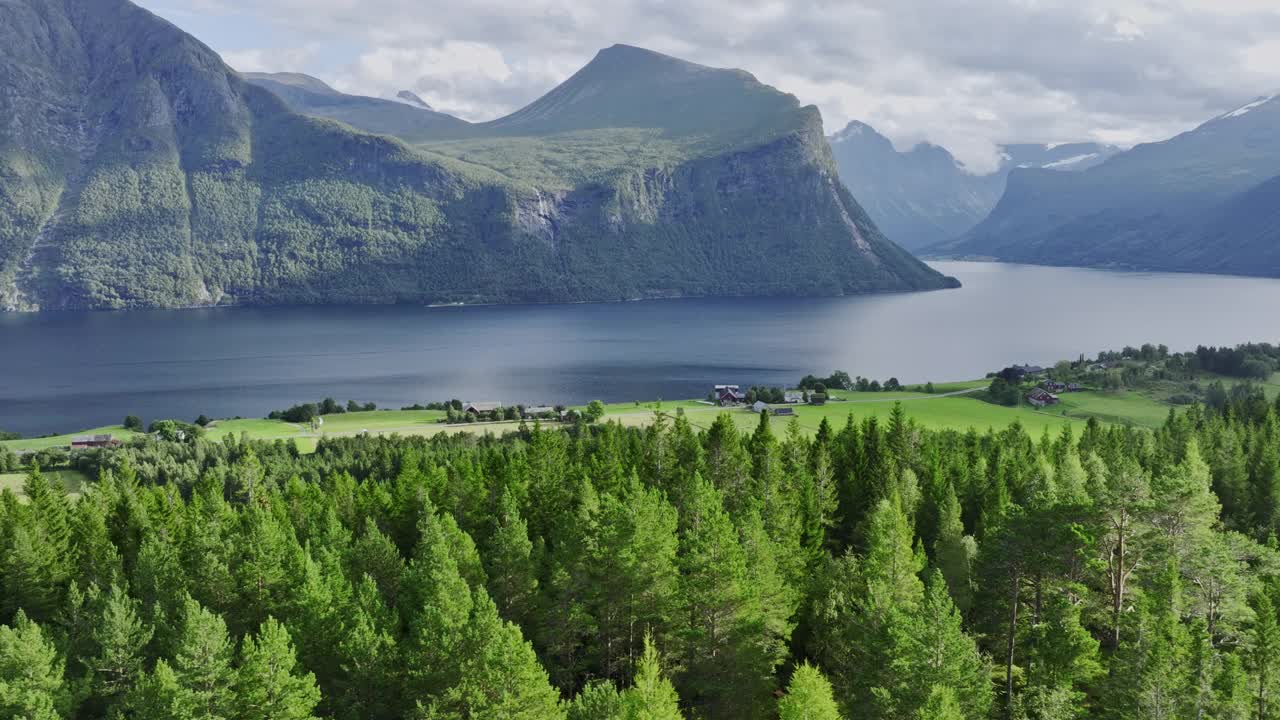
{"left": 0, "top": 468, "right": 91, "bottom": 502}
{"left": 0, "top": 375, "right": 1234, "bottom": 463}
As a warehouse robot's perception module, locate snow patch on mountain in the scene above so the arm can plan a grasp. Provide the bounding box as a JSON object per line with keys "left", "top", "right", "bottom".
{"left": 1042, "top": 153, "right": 1100, "bottom": 169}
{"left": 1222, "top": 96, "right": 1275, "bottom": 119}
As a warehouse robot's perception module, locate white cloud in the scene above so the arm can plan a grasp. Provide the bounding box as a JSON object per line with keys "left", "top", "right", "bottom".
{"left": 330, "top": 42, "right": 531, "bottom": 119}
{"left": 136, "top": 0, "right": 1280, "bottom": 169}
{"left": 220, "top": 45, "right": 321, "bottom": 74}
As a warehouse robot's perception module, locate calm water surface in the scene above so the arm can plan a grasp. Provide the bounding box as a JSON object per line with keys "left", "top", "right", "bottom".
{"left": 3, "top": 262, "right": 1279, "bottom": 436}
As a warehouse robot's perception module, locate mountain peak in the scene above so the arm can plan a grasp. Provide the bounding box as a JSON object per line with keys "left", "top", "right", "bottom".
{"left": 395, "top": 90, "right": 434, "bottom": 110}
{"left": 832, "top": 120, "right": 883, "bottom": 142}
{"left": 481, "top": 43, "right": 797, "bottom": 140}
{"left": 1214, "top": 94, "right": 1278, "bottom": 121}
{"left": 241, "top": 71, "right": 337, "bottom": 96}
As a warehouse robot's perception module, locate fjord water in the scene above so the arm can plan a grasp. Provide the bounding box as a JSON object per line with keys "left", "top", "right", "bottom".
{"left": 3, "top": 261, "right": 1280, "bottom": 436}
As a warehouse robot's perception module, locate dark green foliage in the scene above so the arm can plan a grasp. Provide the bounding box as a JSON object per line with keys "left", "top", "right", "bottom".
{"left": 6, "top": 378, "right": 1280, "bottom": 717}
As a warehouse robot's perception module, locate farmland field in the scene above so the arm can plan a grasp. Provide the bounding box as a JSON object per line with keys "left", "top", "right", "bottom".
{"left": 2, "top": 386, "right": 1182, "bottom": 457}
{"left": 0, "top": 468, "right": 91, "bottom": 501}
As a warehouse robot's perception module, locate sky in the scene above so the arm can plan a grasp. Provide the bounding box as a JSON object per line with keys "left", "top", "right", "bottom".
{"left": 138, "top": 0, "right": 1280, "bottom": 173}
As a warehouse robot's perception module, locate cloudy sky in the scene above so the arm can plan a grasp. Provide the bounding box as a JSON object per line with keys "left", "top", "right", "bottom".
{"left": 139, "top": 0, "right": 1280, "bottom": 172}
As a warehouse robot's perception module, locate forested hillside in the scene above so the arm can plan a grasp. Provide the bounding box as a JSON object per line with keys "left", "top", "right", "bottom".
{"left": 4, "top": 383, "right": 1280, "bottom": 718}
{"left": 0, "top": 0, "right": 954, "bottom": 312}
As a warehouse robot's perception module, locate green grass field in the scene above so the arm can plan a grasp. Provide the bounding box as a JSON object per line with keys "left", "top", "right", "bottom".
{"left": 2, "top": 426, "right": 142, "bottom": 452}
{"left": 607, "top": 396, "right": 1086, "bottom": 436}
{"left": 1052, "top": 391, "right": 1175, "bottom": 428}
{"left": 0, "top": 384, "right": 1188, "bottom": 458}
{"left": 0, "top": 468, "right": 91, "bottom": 502}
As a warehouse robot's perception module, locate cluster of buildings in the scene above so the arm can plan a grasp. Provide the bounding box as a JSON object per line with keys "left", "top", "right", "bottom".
{"left": 460, "top": 402, "right": 561, "bottom": 421}
{"left": 1026, "top": 380, "right": 1084, "bottom": 408}
{"left": 713, "top": 385, "right": 805, "bottom": 417}
{"left": 70, "top": 434, "right": 120, "bottom": 449}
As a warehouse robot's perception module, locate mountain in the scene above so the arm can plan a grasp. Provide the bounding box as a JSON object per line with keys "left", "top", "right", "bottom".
{"left": 0, "top": 1, "right": 955, "bottom": 311}
{"left": 929, "top": 95, "right": 1280, "bottom": 276}
{"left": 241, "top": 72, "right": 468, "bottom": 141}
{"left": 999, "top": 143, "right": 1118, "bottom": 172}
{"left": 827, "top": 121, "right": 1120, "bottom": 250}
{"left": 395, "top": 90, "right": 434, "bottom": 110}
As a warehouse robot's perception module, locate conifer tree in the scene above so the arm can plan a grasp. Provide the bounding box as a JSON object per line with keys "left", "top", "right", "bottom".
{"left": 168, "top": 595, "right": 236, "bottom": 719}
{"left": 1021, "top": 591, "right": 1101, "bottom": 720}
{"left": 0, "top": 525, "right": 64, "bottom": 623}
{"left": 420, "top": 590, "right": 564, "bottom": 720}
{"left": 347, "top": 523, "right": 406, "bottom": 608}
{"left": 934, "top": 481, "right": 977, "bottom": 613}
{"left": 778, "top": 663, "right": 842, "bottom": 720}
{"left": 1247, "top": 590, "right": 1280, "bottom": 720}
{"left": 0, "top": 611, "right": 68, "bottom": 720}
{"left": 862, "top": 494, "right": 925, "bottom": 617}
{"left": 70, "top": 488, "right": 124, "bottom": 592}
{"left": 589, "top": 473, "right": 680, "bottom": 682}
{"left": 401, "top": 512, "right": 475, "bottom": 700}
{"left": 884, "top": 571, "right": 991, "bottom": 719}
{"left": 915, "top": 685, "right": 965, "bottom": 720}
{"left": 1150, "top": 440, "right": 1220, "bottom": 563}
{"left": 484, "top": 489, "right": 539, "bottom": 628}
{"left": 738, "top": 511, "right": 799, "bottom": 682}
{"left": 705, "top": 414, "right": 751, "bottom": 516}
{"left": 82, "top": 584, "right": 153, "bottom": 714}
{"left": 568, "top": 681, "right": 625, "bottom": 720}
{"left": 236, "top": 617, "right": 322, "bottom": 720}
{"left": 333, "top": 576, "right": 401, "bottom": 720}
{"left": 1097, "top": 459, "right": 1154, "bottom": 649}
{"left": 230, "top": 503, "right": 302, "bottom": 635}
{"left": 620, "top": 635, "right": 683, "bottom": 720}
{"left": 675, "top": 474, "right": 766, "bottom": 718}
{"left": 535, "top": 475, "right": 601, "bottom": 690}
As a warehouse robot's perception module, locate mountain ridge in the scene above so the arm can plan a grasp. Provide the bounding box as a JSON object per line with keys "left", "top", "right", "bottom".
{"left": 0, "top": 0, "right": 956, "bottom": 311}
{"left": 929, "top": 95, "right": 1280, "bottom": 276}
{"left": 827, "top": 120, "right": 1119, "bottom": 250}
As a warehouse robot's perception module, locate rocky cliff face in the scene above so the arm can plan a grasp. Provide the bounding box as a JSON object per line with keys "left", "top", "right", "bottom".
{"left": 0, "top": 0, "right": 955, "bottom": 311}
{"left": 827, "top": 121, "right": 1121, "bottom": 251}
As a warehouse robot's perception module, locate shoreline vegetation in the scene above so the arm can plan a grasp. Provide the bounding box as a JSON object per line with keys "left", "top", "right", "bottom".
{"left": 5, "top": 344, "right": 1278, "bottom": 460}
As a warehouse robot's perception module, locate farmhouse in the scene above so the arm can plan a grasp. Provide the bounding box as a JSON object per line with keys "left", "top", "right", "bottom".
{"left": 1011, "top": 364, "right": 1046, "bottom": 379}
{"left": 784, "top": 391, "right": 804, "bottom": 404}
{"left": 1042, "top": 380, "right": 1067, "bottom": 393}
{"left": 522, "top": 406, "right": 557, "bottom": 419}
{"left": 463, "top": 402, "right": 504, "bottom": 416}
{"left": 752, "top": 401, "right": 769, "bottom": 413}
{"left": 715, "top": 385, "right": 746, "bottom": 406}
{"left": 1027, "top": 388, "right": 1060, "bottom": 408}
{"left": 71, "top": 434, "right": 119, "bottom": 449}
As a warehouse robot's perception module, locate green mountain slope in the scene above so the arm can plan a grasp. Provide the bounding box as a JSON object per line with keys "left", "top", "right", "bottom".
{"left": 929, "top": 96, "right": 1280, "bottom": 274}
{"left": 827, "top": 121, "right": 1119, "bottom": 250}
{"left": 241, "top": 72, "right": 470, "bottom": 142}
{"left": 0, "top": 0, "right": 955, "bottom": 311}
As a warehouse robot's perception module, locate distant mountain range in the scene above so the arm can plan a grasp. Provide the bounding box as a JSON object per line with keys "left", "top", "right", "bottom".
{"left": 0, "top": 0, "right": 954, "bottom": 311}
{"left": 928, "top": 95, "right": 1280, "bottom": 276}
{"left": 240, "top": 72, "right": 469, "bottom": 141}
{"left": 827, "top": 121, "right": 1120, "bottom": 250}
